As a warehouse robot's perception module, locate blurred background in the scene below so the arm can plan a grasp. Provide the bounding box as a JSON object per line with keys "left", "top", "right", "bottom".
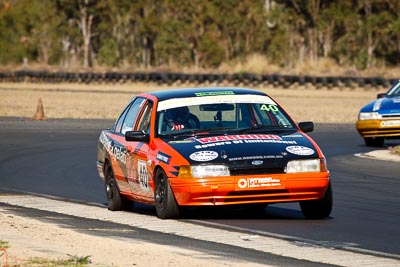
{"left": 0, "top": 0, "right": 399, "bottom": 77}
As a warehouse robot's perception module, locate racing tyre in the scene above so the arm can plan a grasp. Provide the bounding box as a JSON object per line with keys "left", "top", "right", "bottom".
{"left": 364, "top": 137, "right": 384, "bottom": 147}
{"left": 300, "top": 182, "right": 333, "bottom": 219}
{"left": 155, "top": 169, "right": 180, "bottom": 219}
{"left": 105, "top": 163, "right": 131, "bottom": 211}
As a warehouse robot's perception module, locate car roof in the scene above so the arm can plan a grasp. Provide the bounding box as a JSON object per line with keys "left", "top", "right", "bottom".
{"left": 145, "top": 87, "right": 266, "bottom": 101}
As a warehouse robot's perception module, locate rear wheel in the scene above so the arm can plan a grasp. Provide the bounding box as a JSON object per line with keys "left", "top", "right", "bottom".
{"left": 154, "top": 169, "right": 180, "bottom": 219}
{"left": 105, "top": 162, "right": 131, "bottom": 211}
{"left": 364, "top": 137, "right": 384, "bottom": 147}
{"left": 300, "top": 182, "right": 333, "bottom": 219}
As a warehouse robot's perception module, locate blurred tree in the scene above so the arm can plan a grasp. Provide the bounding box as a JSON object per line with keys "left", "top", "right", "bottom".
{"left": 57, "top": 0, "right": 98, "bottom": 68}
{"left": 385, "top": 0, "right": 400, "bottom": 65}
{"left": 0, "top": 0, "right": 399, "bottom": 71}
{"left": 0, "top": 1, "right": 24, "bottom": 64}
{"left": 0, "top": 0, "right": 62, "bottom": 65}
{"left": 358, "top": 0, "right": 392, "bottom": 68}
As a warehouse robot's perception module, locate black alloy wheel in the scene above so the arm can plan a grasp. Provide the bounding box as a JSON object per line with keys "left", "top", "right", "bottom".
{"left": 154, "top": 168, "right": 180, "bottom": 219}
{"left": 105, "top": 162, "right": 131, "bottom": 211}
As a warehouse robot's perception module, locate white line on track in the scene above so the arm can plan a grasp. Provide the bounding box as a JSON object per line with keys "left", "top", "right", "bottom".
{"left": 0, "top": 195, "right": 399, "bottom": 267}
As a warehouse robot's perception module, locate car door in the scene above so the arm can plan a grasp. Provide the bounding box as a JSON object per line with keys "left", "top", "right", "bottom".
{"left": 111, "top": 97, "right": 146, "bottom": 196}
{"left": 125, "top": 100, "right": 154, "bottom": 202}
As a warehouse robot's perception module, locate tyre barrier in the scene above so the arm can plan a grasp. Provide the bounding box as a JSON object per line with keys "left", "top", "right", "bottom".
{"left": 0, "top": 70, "right": 397, "bottom": 90}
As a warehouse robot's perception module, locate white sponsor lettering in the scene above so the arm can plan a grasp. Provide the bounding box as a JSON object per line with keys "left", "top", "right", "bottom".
{"left": 113, "top": 146, "right": 126, "bottom": 164}
{"left": 190, "top": 151, "right": 219, "bottom": 162}
{"left": 286, "top": 146, "right": 315, "bottom": 156}
{"left": 237, "top": 177, "right": 281, "bottom": 189}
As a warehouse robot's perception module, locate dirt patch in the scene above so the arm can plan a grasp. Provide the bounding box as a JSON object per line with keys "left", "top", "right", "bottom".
{"left": 0, "top": 82, "right": 383, "bottom": 123}
{"left": 0, "top": 208, "right": 268, "bottom": 267}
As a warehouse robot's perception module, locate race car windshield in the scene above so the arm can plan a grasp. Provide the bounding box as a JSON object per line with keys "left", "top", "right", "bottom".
{"left": 386, "top": 80, "right": 400, "bottom": 97}
{"left": 156, "top": 97, "right": 296, "bottom": 136}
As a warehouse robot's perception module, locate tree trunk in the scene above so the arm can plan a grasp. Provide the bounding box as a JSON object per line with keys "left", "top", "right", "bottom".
{"left": 39, "top": 31, "right": 49, "bottom": 64}
{"left": 322, "top": 27, "right": 332, "bottom": 58}
{"left": 192, "top": 44, "right": 199, "bottom": 70}
{"left": 308, "top": 28, "right": 318, "bottom": 63}
{"left": 61, "top": 37, "right": 70, "bottom": 68}
{"left": 78, "top": 0, "right": 93, "bottom": 68}
{"left": 367, "top": 32, "right": 377, "bottom": 68}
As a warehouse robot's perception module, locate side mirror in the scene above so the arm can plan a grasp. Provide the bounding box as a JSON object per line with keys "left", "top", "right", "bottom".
{"left": 377, "top": 93, "right": 386, "bottom": 99}
{"left": 125, "top": 131, "right": 149, "bottom": 143}
{"left": 298, "top": 121, "right": 314, "bottom": 133}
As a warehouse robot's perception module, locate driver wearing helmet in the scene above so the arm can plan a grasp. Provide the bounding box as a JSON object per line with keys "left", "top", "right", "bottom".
{"left": 166, "top": 106, "right": 199, "bottom": 131}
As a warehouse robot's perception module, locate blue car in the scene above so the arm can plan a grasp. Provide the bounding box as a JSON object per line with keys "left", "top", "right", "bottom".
{"left": 356, "top": 80, "right": 400, "bottom": 146}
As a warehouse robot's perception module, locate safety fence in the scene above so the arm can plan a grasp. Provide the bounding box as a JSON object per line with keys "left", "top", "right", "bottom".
{"left": 0, "top": 70, "right": 397, "bottom": 89}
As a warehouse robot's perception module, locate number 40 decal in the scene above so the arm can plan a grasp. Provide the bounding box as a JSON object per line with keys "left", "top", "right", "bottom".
{"left": 260, "top": 104, "right": 278, "bottom": 112}
{"left": 138, "top": 160, "right": 150, "bottom": 191}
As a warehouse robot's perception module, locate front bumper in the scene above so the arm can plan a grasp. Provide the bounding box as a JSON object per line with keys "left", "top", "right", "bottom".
{"left": 169, "top": 172, "right": 330, "bottom": 206}
{"left": 356, "top": 119, "right": 400, "bottom": 138}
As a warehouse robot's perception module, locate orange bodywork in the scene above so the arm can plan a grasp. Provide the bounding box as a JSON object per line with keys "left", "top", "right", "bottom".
{"left": 169, "top": 172, "right": 329, "bottom": 206}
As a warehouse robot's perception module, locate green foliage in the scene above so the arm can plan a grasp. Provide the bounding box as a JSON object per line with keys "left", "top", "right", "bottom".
{"left": 198, "top": 33, "right": 224, "bottom": 68}
{"left": 354, "top": 49, "right": 368, "bottom": 70}
{"left": 0, "top": 240, "right": 9, "bottom": 248}
{"left": 98, "top": 38, "right": 119, "bottom": 67}
{"left": 0, "top": 0, "right": 399, "bottom": 70}
{"left": 28, "top": 255, "right": 91, "bottom": 266}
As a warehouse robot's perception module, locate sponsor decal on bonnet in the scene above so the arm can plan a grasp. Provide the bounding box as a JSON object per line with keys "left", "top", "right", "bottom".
{"left": 197, "top": 134, "right": 282, "bottom": 144}
{"left": 286, "top": 145, "right": 315, "bottom": 156}
{"left": 190, "top": 151, "right": 219, "bottom": 162}
{"left": 373, "top": 98, "right": 384, "bottom": 111}
{"left": 194, "top": 135, "right": 297, "bottom": 149}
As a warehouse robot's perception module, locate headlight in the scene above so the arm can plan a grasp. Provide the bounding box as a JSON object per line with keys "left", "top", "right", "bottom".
{"left": 286, "top": 159, "right": 321, "bottom": 173}
{"left": 178, "top": 165, "right": 230, "bottom": 178}
{"left": 358, "top": 112, "right": 381, "bottom": 120}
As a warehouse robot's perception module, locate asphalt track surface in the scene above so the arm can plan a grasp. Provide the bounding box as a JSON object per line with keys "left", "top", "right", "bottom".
{"left": 0, "top": 117, "right": 399, "bottom": 265}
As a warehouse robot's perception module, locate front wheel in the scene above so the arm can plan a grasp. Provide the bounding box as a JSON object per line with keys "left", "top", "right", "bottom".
{"left": 300, "top": 182, "right": 333, "bottom": 219}
{"left": 105, "top": 163, "right": 131, "bottom": 211}
{"left": 364, "top": 137, "right": 384, "bottom": 147}
{"left": 154, "top": 169, "right": 180, "bottom": 219}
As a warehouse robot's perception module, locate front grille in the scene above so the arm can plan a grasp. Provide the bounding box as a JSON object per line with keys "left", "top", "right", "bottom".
{"left": 230, "top": 167, "right": 284, "bottom": 175}
{"left": 382, "top": 114, "right": 400, "bottom": 118}
{"left": 224, "top": 189, "right": 290, "bottom": 203}
{"left": 228, "top": 158, "right": 287, "bottom": 175}
{"left": 227, "top": 189, "right": 288, "bottom": 196}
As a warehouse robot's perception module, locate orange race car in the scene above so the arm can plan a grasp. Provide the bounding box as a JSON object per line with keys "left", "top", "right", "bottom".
{"left": 97, "top": 87, "right": 332, "bottom": 219}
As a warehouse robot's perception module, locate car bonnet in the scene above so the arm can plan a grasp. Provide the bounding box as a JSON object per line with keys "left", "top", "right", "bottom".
{"left": 361, "top": 96, "right": 400, "bottom": 114}
{"left": 164, "top": 131, "right": 321, "bottom": 173}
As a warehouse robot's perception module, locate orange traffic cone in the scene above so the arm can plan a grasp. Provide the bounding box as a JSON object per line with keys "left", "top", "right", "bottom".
{"left": 32, "top": 97, "right": 47, "bottom": 120}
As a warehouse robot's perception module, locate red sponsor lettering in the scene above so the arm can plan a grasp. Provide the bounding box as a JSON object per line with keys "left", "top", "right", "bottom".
{"left": 197, "top": 134, "right": 281, "bottom": 144}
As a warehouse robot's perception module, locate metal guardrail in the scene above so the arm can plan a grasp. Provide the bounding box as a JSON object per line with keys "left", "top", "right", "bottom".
{"left": 0, "top": 70, "right": 396, "bottom": 89}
